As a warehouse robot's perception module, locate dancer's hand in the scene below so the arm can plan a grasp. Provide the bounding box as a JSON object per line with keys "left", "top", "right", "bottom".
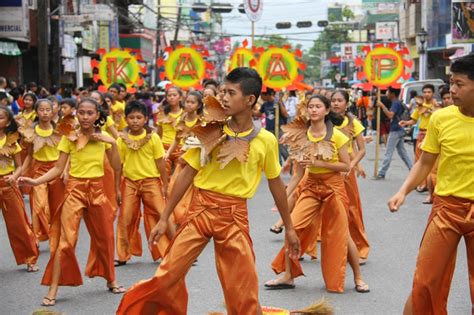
{"left": 388, "top": 191, "right": 406, "bottom": 212}
{"left": 116, "top": 190, "right": 122, "bottom": 206}
{"left": 5, "top": 174, "right": 16, "bottom": 185}
{"left": 285, "top": 229, "right": 301, "bottom": 260}
{"left": 17, "top": 176, "right": 37, "bottom": 187}
{"left": 356, "top": 164, "right": 366, "bottom": 178}
{"left": 162, "top": 182, "right": 168, "bottom": 200}
{"left": 148, "top": 219, "right": 168, "bottom": 251}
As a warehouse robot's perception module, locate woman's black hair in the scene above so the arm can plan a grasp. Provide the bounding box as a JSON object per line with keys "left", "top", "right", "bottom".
{"left": 331, "top": 90, "right": 350, "bottom": 104}
{"left": 307, "top": 95, "right": 344, "bottom": 126}
{"left": 22, "top": 93, "right": 38, "bottom": 110}
{"left": 60, "top": 97, "right": 77, "bottom": 109}
{"left": 0, "top": 105, "right": 18, "bottom": 134}
{"left": 162, "top": 86, "right": 183, "bottom": 115}
{"left": 409, "top": 90, "right": 418, "bottom": 98}
{"left": 186, "top": 91, "right": 204, "bottom": 115}
{"left": 77, "top": 97, "right": 107, "bottom": 128}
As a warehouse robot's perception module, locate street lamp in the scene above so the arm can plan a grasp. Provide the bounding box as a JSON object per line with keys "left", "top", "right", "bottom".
{"left": 416, "top": 28, "right": 428, "bottom": 80}
{"left": 73, "top": 31, "right": 83, "bottom": 88}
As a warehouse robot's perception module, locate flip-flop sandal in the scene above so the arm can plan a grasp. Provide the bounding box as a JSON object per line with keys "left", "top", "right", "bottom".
{"left": 264, "top": 280, "right": 295, "bottom": 290}
{"left": 422, "top": 200, "right": 433, "bottom": 204}
{"left": 269, "top": 226, "right": 283, "bottom": 234}
{"left": 114, "top": 260, "right": 127, "bottom": 267}
{"left": 108, "top": 286, "right": 126, "bottom": 294}
{"left": 355, "top": 283, "right": 370, "bottom": 293}
{"left": 41, "top": 297, "right": 56, "bottom": 307}
{"left": 27, "top": 264, "right": 39, "bottom": 272}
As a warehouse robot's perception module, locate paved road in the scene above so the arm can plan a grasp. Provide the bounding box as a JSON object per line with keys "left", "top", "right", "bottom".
{"left": 0, "top": 142, "right": 471, "bottom": 314}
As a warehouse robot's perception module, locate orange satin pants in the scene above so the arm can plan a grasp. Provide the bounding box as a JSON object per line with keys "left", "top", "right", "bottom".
{"left": 117, "top": 188, "right": 260, "bottom": 315}
{"left": 29, "top": 160, "right": 65, "bottom": 242}
{"left": 0, "top": 176, "right": 39, "bottom": 265}
{"left": 169, "top": 160, "right": 193, "bottom": 225}
{"left": 116, "top": 177, "right": 169, "bottom": 262}
{"left": 103, "top": 157, "right": 118, "bottom": 217}
{"left": 41, "top": 177, "right": 116, "bottom": 286}
{"left": 415, "top": 130, "right": 427, "bottom": 188}
{"left": 163, "top": 143, "right": 182, "bottom": 181}
{"left": 411, "top": 195, "right": 474, "bottom": 315}
{"left": 345, "top": 169, "right": 370, "bottom": 259}
{"left": 272, "top": 172, "right": 349, "bottom": 293}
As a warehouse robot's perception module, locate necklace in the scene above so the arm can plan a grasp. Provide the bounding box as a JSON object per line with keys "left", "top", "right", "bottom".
{"left": 228, "top": 119, "right": 253, "bottom": 138}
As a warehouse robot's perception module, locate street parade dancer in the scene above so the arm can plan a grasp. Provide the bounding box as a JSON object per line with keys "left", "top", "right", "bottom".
{"left": 18, "top": 98, "right": 126, "bottom": 307}
{"left": 389, "top": 54, "right": 474, "bottom": 315}
{"left": 116, "top": 67, "right": 301, "bottom": 315}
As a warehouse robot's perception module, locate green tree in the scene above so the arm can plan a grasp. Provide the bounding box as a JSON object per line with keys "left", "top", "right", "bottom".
{"left": 253, "top": 35, "right": 290, "bottom": 49}
{"left": 303, "top": 6, "right": 355, "bottom": 82}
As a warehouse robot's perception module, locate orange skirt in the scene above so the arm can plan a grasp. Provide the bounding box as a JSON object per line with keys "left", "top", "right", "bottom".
{"left": 41, "top": 176, "right": 116, "bottom": 286}
{"left": 271, "top": 172, "right": 349, "bottom": 293}
{"left": 163, "top": 143, "right": 182, "bottom": 180}
{"left": 103, "top": 157, "right": 118, "bottom": 217}
{"left": 117, "top": 188, "right": 260, "bottom": 315}
{"left": 0, "top": 176, "right": 39, "bottom": 265}
{"left": 345, "top": 169, "right": 370, "bottom": 259}
{"left": 411, "top": 194, "right": 474, "bottom": 315}
{"left": 169, "top": 160, "right": 193, "bottom": 225}
{"left": 116, "top": 177, "right": 169, "bottom": 262}
{"left": 29, "top": 160, "right": 65, "bottom": 242}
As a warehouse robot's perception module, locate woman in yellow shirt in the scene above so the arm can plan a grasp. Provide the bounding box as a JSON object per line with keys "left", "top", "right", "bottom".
{"left": 0, "top": 106, "right": 39, "bottom": 273}
{"left": 156, "top": 86, "right": 183, "bottom": 178}
{"left": 266, "top": 95, "right": 369, "bottom": 293}
{"left": 21, "top": 99, "right": 65, "bottom": 244}
{"left": 19, "top": 98, "right": 125, "bottom": 307}
{"left": 331, "top": 90, "right": 370, "bottom": 261}
{"left": 167, "top": 91, "right": 203, "bottom": 226}
{"left": 91, "top": 90, "right": 120, "bottom": 214}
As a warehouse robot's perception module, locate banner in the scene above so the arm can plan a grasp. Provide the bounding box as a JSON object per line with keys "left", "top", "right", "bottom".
{"left": 157, "top": 45, "right": 210, "bottom": 89}
{"left": 228, "top": 39, "right": 258, "bottom": 71}
{"left": 91, "top": 48, "right": 146, "bottom": 92}
{"left": 0, "top": 0, "right": 29, "bottom": 39}
{"left": 355, "top": 43, "right": 412, "bottom": 89}
{"left": 452, "top": 1, "right": 474, "bottom": 43}
{"left": 256, "top": 45, "right": 305, "bottom": 90}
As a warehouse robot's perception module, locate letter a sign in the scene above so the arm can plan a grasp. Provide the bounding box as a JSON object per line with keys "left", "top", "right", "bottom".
{"left": 163, "top": 47, "right": 207, "bottom": 89}
{"left": 98, "top": 50, "right": 140, "bottom": 88}
{"left": 257, "top": 47, "right": 299, "bottom": 90}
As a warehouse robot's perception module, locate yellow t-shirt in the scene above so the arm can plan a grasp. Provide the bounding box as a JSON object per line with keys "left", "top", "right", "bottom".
{"left": 183, "top": 124, "right": 281, "bottom": 199}
{"left": 411, "top": 102, "right": 434, "bottom": 130}
{"left": 101, "top": 116, "right": 115, "bottom": 133}
{"left": 117, "top": 131, "right": 165, "bottom": 181}
{"left": 335, "top": 116, "right": 365, "bottom": 154}
{"left": 33, "top": 126, "right": 60, "bottom": 162}
{"left": 112, "top": 101, "right": 127, "bottom": 131}
{"left": 0, "top": 136, "right": 21, "bottom": 175}
{"left": 421, "top": 105, "right": 474, "bottom": 200}
{"left": 307, "top": 128, "right": 349, "bottom": 174}
{"left": 18, "top": 110, "right": 37, "bottom": 121}
{"left": 179, "top": 117, "right": 199, "bottom": 145}
{"left": 58, "top": 132, "right": 112, "bottom": 178}
{"left": 158, "top": 109, "right": 183, "bottom": 145}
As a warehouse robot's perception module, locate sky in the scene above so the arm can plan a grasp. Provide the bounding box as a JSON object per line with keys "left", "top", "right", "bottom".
{"left": 220, "top": 0, "right": 346, "bottom": 50}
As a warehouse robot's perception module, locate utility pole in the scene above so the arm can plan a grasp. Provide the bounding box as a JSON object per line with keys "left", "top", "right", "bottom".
{"left": 173, "top": 1, "right": 181, "bottom": 48}
{"left": 50, "top": 0, "right": 62, "bottom": 87}
{"left": 38, "top": 0, "right": 50, "bottom": 87}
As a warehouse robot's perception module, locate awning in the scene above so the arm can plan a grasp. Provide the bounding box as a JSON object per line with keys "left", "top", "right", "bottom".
{"left": 0, "top": 41, "right": 21, "bottom": 56}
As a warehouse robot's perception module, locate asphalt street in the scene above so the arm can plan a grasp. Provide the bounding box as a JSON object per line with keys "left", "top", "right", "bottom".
{"left": 0, "top": 141, "right": 471, "bottom": 315}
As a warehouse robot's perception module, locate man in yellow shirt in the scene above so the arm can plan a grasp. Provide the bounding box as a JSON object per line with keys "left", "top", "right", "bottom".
{"left": 400, "top": 84, "right": 437, "bottom": 191}
{"left": 389, "top": 54, "right": 474, "bottom": 315}
{"left": 117, "top": 68, "right": 300, "bottom": 315}
{"left": 115, "top": 101, "right": 172, "bottom": 266}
